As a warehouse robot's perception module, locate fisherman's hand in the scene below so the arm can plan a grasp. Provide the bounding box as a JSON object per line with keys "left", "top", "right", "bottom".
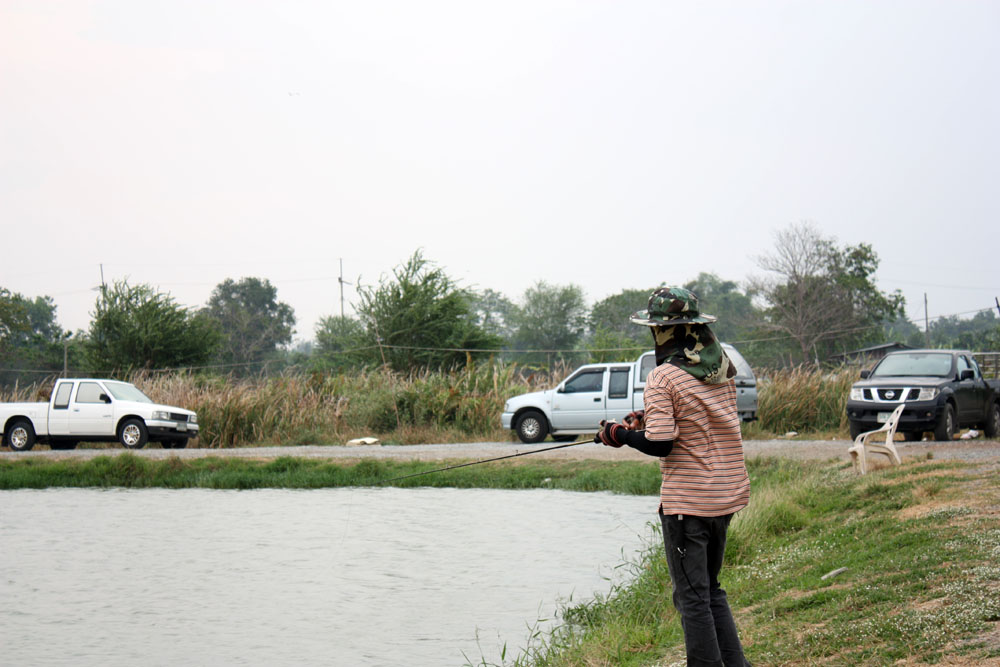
{"left": 594, "top": 420, "right": 627, "bottom": 448}
{"left": 623, "top": 410, "right": 645, "bottom": 430}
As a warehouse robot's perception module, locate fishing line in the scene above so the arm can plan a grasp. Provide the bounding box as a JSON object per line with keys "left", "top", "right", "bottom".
{"left": 374, "top": 438, "right": 594, "bottom": 486}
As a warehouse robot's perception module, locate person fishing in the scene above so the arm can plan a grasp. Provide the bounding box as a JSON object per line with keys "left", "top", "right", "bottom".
{"left": 595, "top": 287, "right": 752, "bottom": 667}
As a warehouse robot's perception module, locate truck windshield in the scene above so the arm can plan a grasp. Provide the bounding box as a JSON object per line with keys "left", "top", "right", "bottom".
{"left": 872, "top": 353, "right": 952, "bottom": 377}
{"left": 104, "top": 381, "right": 153, "bottom": 403}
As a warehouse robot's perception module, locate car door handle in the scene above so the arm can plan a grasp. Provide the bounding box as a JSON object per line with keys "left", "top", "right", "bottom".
{"left": 593, "top": 397, "right": 601, "bottom": 402}
{"left": 73, "top": 408, "right": 80, "bottom": 412}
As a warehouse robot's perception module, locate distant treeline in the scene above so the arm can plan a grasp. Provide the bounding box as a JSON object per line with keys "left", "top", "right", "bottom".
{"left": 2, "top": 225, "right": 999, "bottom": 389}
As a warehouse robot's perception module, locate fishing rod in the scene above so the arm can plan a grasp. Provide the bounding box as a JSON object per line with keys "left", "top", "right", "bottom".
{"left": 376, "top": 437, "right": 595, "bottom": 485}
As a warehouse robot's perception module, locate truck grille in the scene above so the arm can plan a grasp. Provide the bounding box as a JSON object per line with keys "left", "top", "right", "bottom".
{"left": 865, "top": 388, "right": 919, "bottom": 402}
{"left": 169, "top": 412, "right": 191, "bottom": 422}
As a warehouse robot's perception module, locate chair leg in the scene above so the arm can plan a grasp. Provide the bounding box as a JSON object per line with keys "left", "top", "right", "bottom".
{"left": 850, "top": 446, "right": 866, "bottom": 474}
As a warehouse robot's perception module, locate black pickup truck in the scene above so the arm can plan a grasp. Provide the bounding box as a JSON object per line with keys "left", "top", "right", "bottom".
{"left": 846, "top": 349, "right": 1000, "bottom": 441}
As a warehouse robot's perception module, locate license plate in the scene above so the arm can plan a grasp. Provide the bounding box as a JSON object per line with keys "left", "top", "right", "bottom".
{"left": 176, "top": 423, "right": 187, "bottom": 431}
{"left": 877, "top": 412, "right": 892, "bottom": 423}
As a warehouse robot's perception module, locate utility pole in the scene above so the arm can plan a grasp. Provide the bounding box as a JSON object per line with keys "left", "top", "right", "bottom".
{"left": 338, "top": 258, "right": 352, "bottom": 318}
{"left": 99, "top": 263, "right": 106, "bottom": 292}
{"left": 924, "top": 293, "right": 930, "bottom": 348}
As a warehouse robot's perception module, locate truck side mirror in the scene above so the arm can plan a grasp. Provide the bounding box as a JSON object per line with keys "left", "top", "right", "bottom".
{"left": 860, "top": 370, "right": 871, "bottom": 379}
{"left": 959, "top": 369, "right": 975, "bottom": 381}
{"left": 100, "top": 393, "right": 111, "bottom": 403}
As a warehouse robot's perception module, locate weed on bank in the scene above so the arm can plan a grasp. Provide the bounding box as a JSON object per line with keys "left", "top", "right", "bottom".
{"left": 495, "top": 457, "right": 1000, "bottom": 666}
{"left": 0, "top": 454, "right": 662, "bottom": 494}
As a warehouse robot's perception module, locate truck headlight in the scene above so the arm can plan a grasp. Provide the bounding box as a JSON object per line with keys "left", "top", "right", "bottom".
{"left": 849, "top": 388, "right": 864, "bottom": 401}
{"left": 916, "top": 387, "right": 939, "bottom": 401}
{"left": 152, "top": 410, "right": 171, "bottom": 420}
{"left": 190, "top": 414, "right": 198, "bottom": 424}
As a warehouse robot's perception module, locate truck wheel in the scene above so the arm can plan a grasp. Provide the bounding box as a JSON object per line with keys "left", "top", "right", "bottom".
{"left": 118, "top": 419, "right": 148, "bottom": 449}
{"left": 515, "top": 411, "right": 548, "bottom": 444}
{"left": 933, "top": 404, "right": 956, "bottom": 442}
{"left": 984, "top": 401, "right": 1000, "bottom": 438}
{"left": 849, "top": 420, "right": 864, "bottom": 440}
{"left": 5, "top": 419, "right": 36, "bottom": 452}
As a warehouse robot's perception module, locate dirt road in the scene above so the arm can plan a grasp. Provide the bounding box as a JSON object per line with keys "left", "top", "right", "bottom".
{"left": 4, "top": 438, "right": 998, "bottom": 464}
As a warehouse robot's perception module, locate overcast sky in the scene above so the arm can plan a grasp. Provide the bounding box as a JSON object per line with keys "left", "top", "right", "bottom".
{"left": 2, "top": 0, "right": 998, "bottom": 343}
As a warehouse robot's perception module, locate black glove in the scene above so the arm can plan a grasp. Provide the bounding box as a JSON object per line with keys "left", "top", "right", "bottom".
{"left": 623, "top": 410, "right": 645, "bottom": 429}
{"left": 594, "top": 420, "right": 627, "bottom": 448}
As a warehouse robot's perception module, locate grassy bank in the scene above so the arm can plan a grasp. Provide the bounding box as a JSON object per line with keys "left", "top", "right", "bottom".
{"left": 505, "top": 457, "right": 1000, "bottom": 666}
{"left": 1, "top": 364, "right": 860, "bottom": 448}
{"left": 0, "top": 454, "right": 662, "bottom": 493}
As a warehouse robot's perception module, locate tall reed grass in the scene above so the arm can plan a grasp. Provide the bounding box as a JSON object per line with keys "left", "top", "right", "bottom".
{"left": 1, "top": 363, "right": 860, "bottom": 447}
{"left": 753, "top": 365, "right": 857, "bottom": 435}
{"left": 141, "top": 363, "right": 557, "bottom": 447}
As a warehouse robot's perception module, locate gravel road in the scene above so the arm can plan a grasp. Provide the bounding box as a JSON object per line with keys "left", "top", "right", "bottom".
{"left": 4, "top": 438, "right": 998, "bottom": 464}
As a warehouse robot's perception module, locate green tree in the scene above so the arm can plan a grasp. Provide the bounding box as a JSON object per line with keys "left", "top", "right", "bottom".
{"left": 586, "top": 288, "right": 655, "bottom": 362}
{"left": 469, "top": 288, "right": 516, "bottom": 341}
{"left": 681, "top": 273, "right": 759, "bottom": 344}
{"left": 589, "top": 288, "right": 654, "bottom": 340}
{"left": 929, "top": 310, "right": 1000, "bottom": 350}
{"left": 508, "top": 281, "right": 588, "bottom": 364}
{"left": 205, "top": 277, "right": 296, "bottom": 371}
{"left": 355, "top": 251, "right": 501, "bottom": 371}
{"left": 85, "top": 281, "right": 221, "bottom": 373}
{"left": 314, "top": 315, "right": 372, "bottom": 370}
{"left": 0, "top": 289, "right": 72, "bottom": 385}
{"left": 753, "top": 222, "right": 905, "bottom": 364}
{"left": 883, "top": 314, "right": 925, "bottom": 349}
{"left": 1, "top": 288, "right": 34, "bottom": 357}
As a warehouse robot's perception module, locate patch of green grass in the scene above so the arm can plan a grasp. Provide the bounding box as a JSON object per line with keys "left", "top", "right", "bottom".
{"left": 0, "top": 454, "right": 662, "bottom": 494}
{"left": 486, "top": 458, "right": 1000, "bottom": 666}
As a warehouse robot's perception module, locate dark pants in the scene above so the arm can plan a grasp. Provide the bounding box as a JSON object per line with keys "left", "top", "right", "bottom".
{"left": 660, "top": 511, "right": 750, "bottom": 667}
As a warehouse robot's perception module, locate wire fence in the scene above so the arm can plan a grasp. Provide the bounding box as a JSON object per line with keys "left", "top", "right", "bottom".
{"left": 2, "top": 305, "right": 998, "bottom": 388}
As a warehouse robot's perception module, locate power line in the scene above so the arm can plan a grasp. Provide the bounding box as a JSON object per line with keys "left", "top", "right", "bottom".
{"left": 4, "top": 301, "right": 997, "bottom": 378}
{"left": 881, "top": 277, "right": 1000, "bottom": 291}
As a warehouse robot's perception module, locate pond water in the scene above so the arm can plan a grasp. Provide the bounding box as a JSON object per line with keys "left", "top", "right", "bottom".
{"left": 0, "top": 487, "right": 659, "bottom": 666}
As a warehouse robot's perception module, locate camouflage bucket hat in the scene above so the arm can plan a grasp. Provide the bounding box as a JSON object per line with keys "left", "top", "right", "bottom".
{"left": 629, "top": 287, "right": 717, "bottom": 326}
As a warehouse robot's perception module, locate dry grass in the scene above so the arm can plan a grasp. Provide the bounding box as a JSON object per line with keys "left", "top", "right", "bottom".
{"left": 754, "top": 365, "right": 857, "bottom": 435}
{"left": 2, "top": 364, "right": 862, "bottom": 447}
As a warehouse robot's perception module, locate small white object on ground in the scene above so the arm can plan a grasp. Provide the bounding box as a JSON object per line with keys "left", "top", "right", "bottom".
{"left": 821, "top": 567, "right": 849, "bottom": 581}
{"left": 783, "top": 431, "right": 798, "bottom": 438}
{"left": 345, "top": 437, "right": 381, "bottom": 447}
{"left": 960, "top": 430, "right": 979, "bottom": 440}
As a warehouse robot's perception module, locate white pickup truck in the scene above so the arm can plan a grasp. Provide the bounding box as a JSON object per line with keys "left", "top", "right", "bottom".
{"left": 1, "top": 378, "right": 199, "bottom": 452}
{"left": 501, "top": 344, "right": 757, "bottom": 443}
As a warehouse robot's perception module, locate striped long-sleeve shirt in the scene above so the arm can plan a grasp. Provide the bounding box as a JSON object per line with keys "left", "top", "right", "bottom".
{"left": 644, "top": 363, "right": 750, "bottom": 517}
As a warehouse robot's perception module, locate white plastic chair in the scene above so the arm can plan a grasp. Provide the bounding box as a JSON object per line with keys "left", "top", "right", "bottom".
{"left": 849, "top": 403, "right": 905, "bottom": 474}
